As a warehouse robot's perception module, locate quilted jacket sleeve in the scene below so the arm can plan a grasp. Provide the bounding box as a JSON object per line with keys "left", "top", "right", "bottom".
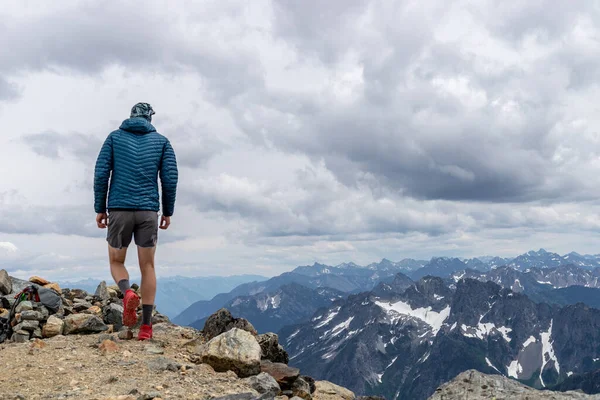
{"left": 93, "top": 134, "right": 114, "bottom": 213}
{"left": 160, "top": 139, "right": 178, "bottom": 217}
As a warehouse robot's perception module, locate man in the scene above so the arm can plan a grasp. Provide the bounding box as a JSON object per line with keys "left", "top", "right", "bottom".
{"left": 93, "top": 102, "right": 178, "bottom": 340}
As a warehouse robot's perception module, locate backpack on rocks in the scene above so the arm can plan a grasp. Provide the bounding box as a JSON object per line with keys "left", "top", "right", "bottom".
{"left": 37, "top": 286, "right": 61, "bottom": 313}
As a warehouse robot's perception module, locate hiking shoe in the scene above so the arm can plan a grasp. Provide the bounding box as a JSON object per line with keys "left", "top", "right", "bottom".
{"left": 122, "top": 289, "right": 140, "bottom": 327}
{"left": 138, "top": 324, "right": 153, "bottom": 341}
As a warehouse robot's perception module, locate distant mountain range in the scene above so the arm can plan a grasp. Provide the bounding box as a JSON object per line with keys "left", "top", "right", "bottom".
{"left": 173, "top": 259, "right": 423, "bottom": 326}
{"left": 174, "top": 249, "right": 600, "bottom": 328}
{"left": 279, "top": 276, "right": 600, "bottom": 399}
{"left": 58, "top": 274, "right": 266, "bottom": 318}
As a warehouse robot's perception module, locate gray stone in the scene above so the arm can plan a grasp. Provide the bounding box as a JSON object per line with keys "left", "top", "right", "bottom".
{"left": 118, "top": 329, "right": 134, "bottom": 340}
{"left": 428, "top": 370, "right": 599, "bottom": 400}
{"left": 103, "top": 303, "right": 124, "bottom": 331}
{"left": 38, "top": 305, "right": 49, "bottom": 320}
{"left": 16, "top": 320, "right": 39, "bottom": 331}
{"left": 195, "top": 328, "right": 261, "bottom": 378}
{"left": 11, "top": 331, "right": 29, "bottom": 343}
{"left": 203, "top": 308, "right": 258, "bottom": 341}
{"left": 292, "top": 377, "right": 312, "bottom": 400}
{"left": 20, "top": 310, "right": 43, "bottom": 321}
{"left": 0, "top": 269, "right": 12, "bottom": 295}
{"left": 151, "top": 313, "right": 170, "bottom": 325}
{"left": 63, "top": 313, "right": 107, "bottom": 335}
{"left": 73, "top": 302, "right": 93, "bottom": 312}
{"left": 145, "top": 344, "right": 164, "bottom": 355}
{"left": 245, "top": 372, "right": 281, "bottom": 395}
{"left": 94, "top": 281, "right": 109, "bottom": 300}
{"left": 15, "top": 301, "right": 33, "bottom": 313}
{"left": 138, "top": 392, "right": 162, "bottom": 400}
{"left": 31, "top": 327, "right": 42, "bottom": 339}
{"left": 301, "top": 376, "right": 316, "bottom": 394}
{"left": 261, "top": 360, "right": 300, "bottom": 390}
{"left": 145, "top": 356, "right": 182, "bottom": 372}
{"left": 258, "top": 332, "right": 289, "bottom": 364}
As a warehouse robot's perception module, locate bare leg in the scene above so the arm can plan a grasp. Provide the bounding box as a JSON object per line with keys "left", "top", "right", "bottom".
{"left": 109, "top": 245, "right": 129, "bottom": 284}
{"left": 137, "top": 246, "right": 156, "bottom": 305}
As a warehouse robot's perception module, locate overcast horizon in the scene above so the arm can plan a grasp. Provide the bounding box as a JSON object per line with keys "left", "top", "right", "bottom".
{"left": 2, "top": 1, "right": 600, "bottom": 281}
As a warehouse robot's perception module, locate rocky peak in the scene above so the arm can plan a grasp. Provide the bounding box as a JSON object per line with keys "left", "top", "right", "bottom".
{"left": 429, "top": 369, "right": 600, "bottom": 399}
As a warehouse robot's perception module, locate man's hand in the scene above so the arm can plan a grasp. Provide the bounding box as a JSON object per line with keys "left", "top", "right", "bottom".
{"left": 96, "top": 213, "right": 108, "bottom": 229}
{"left": 160, "top": 215, "right": 171, "bottom": 230}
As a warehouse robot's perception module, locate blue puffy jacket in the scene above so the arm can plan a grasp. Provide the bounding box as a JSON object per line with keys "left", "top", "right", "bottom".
{"left": 94, "top": 117, "right": 178, "bottom": 216}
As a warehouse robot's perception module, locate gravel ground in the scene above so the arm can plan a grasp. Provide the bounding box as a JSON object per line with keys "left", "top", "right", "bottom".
{"left": 0, "top": 323, "right": 261, "bottom": 400}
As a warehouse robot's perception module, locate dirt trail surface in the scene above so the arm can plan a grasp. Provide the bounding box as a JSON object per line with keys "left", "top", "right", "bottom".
{"left": 0, "top": 324, "right": 259, "bottom": 400}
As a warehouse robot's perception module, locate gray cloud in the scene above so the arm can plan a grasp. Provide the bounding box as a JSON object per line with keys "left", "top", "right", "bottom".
{"left": 228, "top": 1, "right": 600, "bottom": 204}
{"left": 0, "top": 76, "right": 20, "bottom": 101}
{"left": 0, "top": 1, "right": 265, "bottom": 103}
{"left": 22, "top": 131, "right": 101, "bottom": 162}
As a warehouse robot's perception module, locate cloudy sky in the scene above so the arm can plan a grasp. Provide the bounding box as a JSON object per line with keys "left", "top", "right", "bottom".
{"left": 2, "top": 0, "right": 600, "bottom": 281}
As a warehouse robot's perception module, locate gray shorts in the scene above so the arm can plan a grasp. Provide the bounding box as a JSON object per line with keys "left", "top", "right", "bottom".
{"left": 106, "top": 210, "right": 158, "bottom": 249}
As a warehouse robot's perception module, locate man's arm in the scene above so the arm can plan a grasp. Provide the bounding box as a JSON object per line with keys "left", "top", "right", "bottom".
{"left": 94, "top": 134, "right": 114, "bottom": 215}
{"left": 160, "top": 139, "right": 178, "bottom": 218}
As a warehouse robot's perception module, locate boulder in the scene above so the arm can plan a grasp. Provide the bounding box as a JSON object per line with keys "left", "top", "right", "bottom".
{"left": 258, "top": 332, "right": 289, "bottom": 364}
{"left": 95, "top": 281, "right": 109, "bottom": 300}
{"left": 15, "top": 301, "right": 33, "bottom": 313}
{"left": 245, "top": 372, "right": 281, "bottom": 396}
{"left": 260, "top": 360, "right": 300, "bottom": 390}
{"left": 152, "top": 313, "right": 170, "bottom": 325}
{"left": 20, "top": 310, "right": 43, "bottom": 321}
{"left": 14, "top": 320, "right": 39, "bottom": 331}
{"left": 313, "top": 381, "right": 355, "bottom": 400}
{"left": 73, "top": 302, "right": 93, "bottom": 312}
{"left": 292, "top": 377, "right": 312, "bottom": 400}
{"left": 103, "top": 303, "right": 124, "bottom": 331}
{"left": 203, "top": 308, "right": 258, "bottom": 341}
{"left": 69, "top": 289, "right": 88, "bottom": 300}
{"left": 44, "top": 282, "right": 61, "bottom": 294}
{"left": 42, "top": 315, "right": 64, "bottom": 338}
{"left": 195, "top": 328, "right": 261, "bottom": 378}
{"left": 301, "top": 376, "right": 316, "bottom": 394}
{"left": 85, "top": 305, "right": 103, "bottom": 318}
{"left": 0, "top": 269, "right": 12, "bottom": 295}
{"left": 63, "top": 313, "right": 108, "bottom": 335}
{"left": 11, "top": 330, "right": 29, "bottom": 343}
{"left": 29, "top": 276, "right": 49, "bottom": 285}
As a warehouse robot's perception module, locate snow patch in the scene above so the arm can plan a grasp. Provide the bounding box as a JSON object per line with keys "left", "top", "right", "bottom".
{"left": 540, "top": 319, "right": 560, "bottom": 386}
{"left": 453, "top": 272, "right": 466, "bottom": 282}
{"left": 461, "top": 323, "right": 512, "bottom": 342}
{"left": 486, "top": 357, "right": 501, "bottom": 374}
{"left": 567, "top": 371, "right": 573, "bottom": 377}
{"left": 375, "top": 301, "right": 450, "bottom": 335}
{"left": 287, "top": 329, "right": 300, "bottom": 341}
{"left": 434, "top": 294, "right": 445, "bottom": 301}
{"left": 523, "top": 335, "right": 537, "bottom": 348}
{"left": 315, "top": 307, "right": 341, "bottom": 328}
{"left": 321, "top": 317, "right": 354, "bottom": 338}
{"left": 507, "top": 359, "right": 522, "bottom": 378}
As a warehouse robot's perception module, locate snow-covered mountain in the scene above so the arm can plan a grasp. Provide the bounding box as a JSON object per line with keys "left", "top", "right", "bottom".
{"left": 280, "top": 276, "right": 600, "bottom": 400}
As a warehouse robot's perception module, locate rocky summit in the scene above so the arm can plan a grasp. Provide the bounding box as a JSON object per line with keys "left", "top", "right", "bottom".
{"left": 0, "top": 270, "right": 357, "bottom": 400}
{"left": 428, "top": 370, "right": 600, "bottom": 399}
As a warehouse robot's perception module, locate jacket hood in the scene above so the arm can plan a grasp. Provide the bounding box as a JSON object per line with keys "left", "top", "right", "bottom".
{"left": 119, "top": 117, "right": 156, "bottom": 134}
